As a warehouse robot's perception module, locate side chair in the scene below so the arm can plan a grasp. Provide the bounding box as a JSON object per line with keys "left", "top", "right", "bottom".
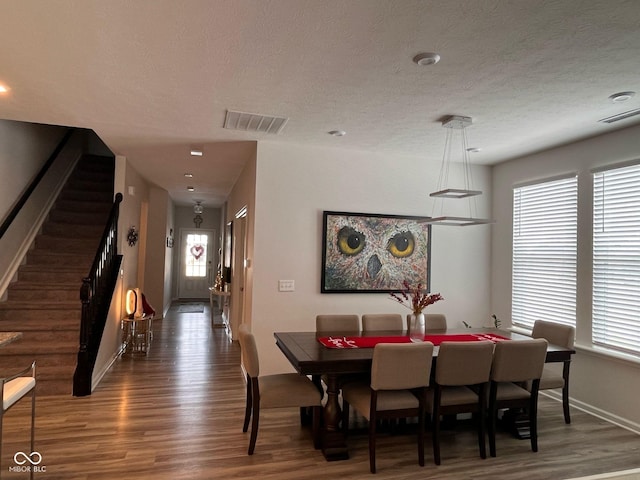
{"left": 1, "top": 361, "right": 36, "bottom": 480}
{"left": 362, "top": 314, "right": 403, "bottom": 331}
{"left": 341, "top": 342, "right": 434, "bottom": 473}
{"left": 238, "top": 325, "right": 322, "bottom": 455}
{"left": 426, "top": 341, "right": 494, "bottom": 465}
{"left": 531, "top": 319, "right": 575, "bottom": 423}
{"left": 488, "top": 338, "right": 548, "bottom": 457}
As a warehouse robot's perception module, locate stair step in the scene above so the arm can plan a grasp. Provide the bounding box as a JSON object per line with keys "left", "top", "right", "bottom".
{"left": 35, "top": 234, "right": 99, "bottom": 252}
{"left": 0, "top": 303, "right": 81, "bottom": 326}
{"left": 64, "top": 178, "right": 113, "bottom": 193}
{"left": 42, "top": 221, "right": 105, "bottom": 238}
{"left": 58, "top": 189, "right": 114, "bottom": 203}
{"left": 26, "top": 250, "right": 94, "bottom": 268}
{"left": 0, "top": 333, "right": 77, "bottom": 355}
{"left": 53, "top": 199, "right": 112, "bottom": 214}
{"left": 8, "top": 283, "right": 81, "bottom": 302}
{"left": 17, "top": 268, "right": 86, "bottom": 284}
{"left": 48, "top": 209, "right": 109, "bottom": 225}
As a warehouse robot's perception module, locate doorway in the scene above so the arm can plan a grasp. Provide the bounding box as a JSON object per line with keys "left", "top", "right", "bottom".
{"left": 178, "top": 228, "right": 216, "bottom": 299}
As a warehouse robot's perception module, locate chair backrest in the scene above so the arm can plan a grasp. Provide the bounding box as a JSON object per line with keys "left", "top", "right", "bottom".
{"left": 532, "top": 320, "right": 575, "bottom": 349}
{"left": 238, "top": 324, "right": 260, "bottom": 378}
{"left": 435, "top": 341, "right": 495, "bottom": 386}
{"left": 316, "top": 314, "right": 359, "bottom": 332}
{"left": 406, "top": 313, "right": 447, "bottom": 331}
{"left": 491, "top": 339, "right": 548, "bottom": 383}
{"left": 362, "top": 313, "right": 403, "bottom": 331}
{"left": 370, "top": 342, "right": 434, "bottom": 391}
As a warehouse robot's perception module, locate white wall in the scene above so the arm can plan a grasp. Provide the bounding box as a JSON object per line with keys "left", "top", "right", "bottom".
{"left": 250, "top": 141, "right": 492, "bottom": 375}
{"left": 491, "top": 123, "right": 640, "bottom": 431}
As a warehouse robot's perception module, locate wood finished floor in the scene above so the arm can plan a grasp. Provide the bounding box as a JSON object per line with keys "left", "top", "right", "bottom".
{"left": 2, "top": 304, "right": 640, "bottom": 479}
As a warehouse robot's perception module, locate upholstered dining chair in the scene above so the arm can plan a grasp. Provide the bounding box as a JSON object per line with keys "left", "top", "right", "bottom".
{"left": 406, "top": 313, "right": 447, "bottom": 331}
{"left": 362, "top": 314, "right": 403, "bottom": 331}
{"left": 316, "top": 314, "right": 360, "bottom": 333}
{"left": 238, "top": 324, "right": 322, "bottom": 455}
{"left": 426, "top": 341, "right": 494, "bottom": 465}
{"left": 341, "top": 342, "right": 434, "bottom": 473}
{"left": 1, "top": 361, "right": 36, "bottom": 480}
{"left": 531, "top": 319, "right": 575, "bottom": 423}
{"left": 488, "top": 338, "right": 548, "bottom": 457}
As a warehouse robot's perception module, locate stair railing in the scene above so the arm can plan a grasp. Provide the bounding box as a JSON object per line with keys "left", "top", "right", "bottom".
{"left": 73, "top": 192, "right": 123, "bottom": 396}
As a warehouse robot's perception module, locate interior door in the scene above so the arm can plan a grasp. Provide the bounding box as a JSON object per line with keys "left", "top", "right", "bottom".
{"left": 178, "top": 228, "right": 215, "bottom": 299}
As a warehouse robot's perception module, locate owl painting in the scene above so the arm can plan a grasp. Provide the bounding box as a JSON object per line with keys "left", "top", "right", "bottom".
{"left": 321, "top": 211, "right": 431, "bottom": 292}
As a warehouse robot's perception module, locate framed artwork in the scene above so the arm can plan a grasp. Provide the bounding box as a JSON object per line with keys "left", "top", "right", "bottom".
{"left": 321, "top": 211, "right": 431, "bottom": 293}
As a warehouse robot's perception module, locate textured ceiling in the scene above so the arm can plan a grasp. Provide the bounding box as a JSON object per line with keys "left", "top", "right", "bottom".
{"left": 1, "top": 0, "right": 640, "bottom": 206}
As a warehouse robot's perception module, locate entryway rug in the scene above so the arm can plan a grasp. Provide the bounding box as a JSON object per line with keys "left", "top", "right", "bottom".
{"left": 177, "top": 303, "right": 204, "bottom": 313}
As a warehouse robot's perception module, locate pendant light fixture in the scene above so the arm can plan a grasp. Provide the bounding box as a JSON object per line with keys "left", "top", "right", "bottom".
{"left": 422, "top": 115, "right": 494, "bottom": 226}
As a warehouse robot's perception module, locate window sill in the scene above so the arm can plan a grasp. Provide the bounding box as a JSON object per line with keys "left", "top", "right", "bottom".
{"left": 574, "top": 343, "right": 640, "bottom": 368}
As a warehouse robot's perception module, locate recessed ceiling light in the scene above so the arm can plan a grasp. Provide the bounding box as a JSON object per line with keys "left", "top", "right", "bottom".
{"left": 190, "top": 148, "right": 203, "bottom": 156}
{"left": 187, "top": 186, "right": 195, "bottom": 192}
{"left": 328, "top": 130, "right": 346, "bottom": 136}
{"left": 609, "top": 91, "right": 636, "bottom": 103}
{"left": 466, "top": 147, "right": 482, "bottom": 153}
{"left": 184, "top": 173, "right": 193, "bottom": 178}
{"left": 413, "top": 52, "right": 441, "bottom": 66}
{"left": 0, "top": 84, "right": 8, "bottom": 94}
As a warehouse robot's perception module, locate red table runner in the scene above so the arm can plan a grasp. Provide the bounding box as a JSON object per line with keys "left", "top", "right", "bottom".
{"left": 318, "top": 333, "right": 510, "bottom": 349}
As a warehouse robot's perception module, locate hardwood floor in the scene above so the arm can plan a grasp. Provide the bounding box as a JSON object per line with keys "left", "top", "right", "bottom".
{"left": 2, "top": 304, "right": 640, "bottom": 479}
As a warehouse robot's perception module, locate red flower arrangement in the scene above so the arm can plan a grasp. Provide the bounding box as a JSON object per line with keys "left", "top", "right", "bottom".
{"left": 389, "top": 280, "right": 443, "bottom": 315}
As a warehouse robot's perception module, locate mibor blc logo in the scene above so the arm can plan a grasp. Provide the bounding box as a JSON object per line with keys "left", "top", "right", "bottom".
{"left": 9, "top": 451, "right": 46, "bottom": 474}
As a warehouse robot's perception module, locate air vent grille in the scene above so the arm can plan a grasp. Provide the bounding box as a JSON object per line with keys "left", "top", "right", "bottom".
{"left": 598, "top": 108, "right": 640, "bottom": 124}
{"left": 224, "top": 110, "right": 288, "bottom": 134}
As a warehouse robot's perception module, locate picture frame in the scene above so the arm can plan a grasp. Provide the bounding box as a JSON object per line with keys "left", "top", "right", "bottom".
{"left": 321, "top": 210, "right": 432, "bottom": 293}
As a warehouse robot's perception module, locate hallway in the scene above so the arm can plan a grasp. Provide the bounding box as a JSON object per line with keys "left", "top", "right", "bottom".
{"left": 2, "top": 303, "right": 640, "bottom": 479}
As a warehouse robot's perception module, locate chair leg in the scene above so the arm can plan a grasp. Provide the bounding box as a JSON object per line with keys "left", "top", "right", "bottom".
{"left": 312, "top": 406, "right": 321, "bottom": 449}
{"left": 248, "top": 395, "right": 260, "bottom": 455}
{"left": 369, "top": 409, "right": 377, "bottom": 474}
{"left": 432, "top": 387, "right": 442, "bottom": 465}
{"left": 242, "top": 374, "right": 252, "bottom": 433}
{"left": 530, "top": 395, "right": 539, "bottom": 453}
{"left": 562, "top": 361, "right": 571, "bottom": 424}
{"left": 477, "top": 385, "right": 487, "bottom": 459}
{"left": 417, "top": 406, "right": 425, "bottom": 467}
{"left": 488, "top": 384, "right": 497, "bottom": 458}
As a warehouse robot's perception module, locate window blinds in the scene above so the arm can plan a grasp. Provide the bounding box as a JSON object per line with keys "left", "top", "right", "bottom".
{"left": 593, "top": 163, "right": 640, "bottom": 356}
{"left": 512, "top": 176, "right": 577, "bottom": 330}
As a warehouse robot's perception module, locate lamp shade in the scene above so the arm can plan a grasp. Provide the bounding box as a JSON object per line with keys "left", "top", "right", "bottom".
{"left": 126, "top": 289, "right": 137, "bottom": 318}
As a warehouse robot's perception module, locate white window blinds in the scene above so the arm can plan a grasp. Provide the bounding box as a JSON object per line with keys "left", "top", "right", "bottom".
{"left": 512, "top": 176, "right": 577, "bottom": 330}
{"left": 593, "top": 163, "right": 640, "bottom": 356}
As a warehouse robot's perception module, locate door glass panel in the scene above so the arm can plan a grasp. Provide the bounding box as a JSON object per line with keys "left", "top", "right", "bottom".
{"left": 185, "top": 233, "right": 208, "bottom": 277}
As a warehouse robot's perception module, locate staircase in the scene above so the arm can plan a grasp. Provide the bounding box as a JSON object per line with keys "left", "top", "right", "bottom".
{"left": 0, "top": 155, "right": 115, "bottom": 395}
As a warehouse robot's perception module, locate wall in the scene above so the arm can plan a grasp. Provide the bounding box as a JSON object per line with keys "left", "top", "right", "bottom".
{"left": 144, "top": 186, "right": 174, "bottom": 316}
{"left": 250, "top": 141, "right": 492, "bottom": 375}
{"left": 491, "top": 123, "right": 640, "bottom": 431}
{"left": 0, "top": 120, "right": 68, "bottom": 220}
{"left": 93, "top": 156, "right": 151, "bottom": 387}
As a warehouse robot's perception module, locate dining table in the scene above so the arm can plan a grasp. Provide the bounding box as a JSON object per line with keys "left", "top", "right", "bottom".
{"left": 274, "top": 328, "right": 575, "bottom": 461}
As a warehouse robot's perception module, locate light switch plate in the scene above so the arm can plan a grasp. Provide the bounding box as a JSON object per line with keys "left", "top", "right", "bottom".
{"left": 278, "top": 280, "right": 295, "bottom": 292}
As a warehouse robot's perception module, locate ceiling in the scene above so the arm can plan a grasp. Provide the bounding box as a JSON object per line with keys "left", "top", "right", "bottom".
{"left": 1, "top": 0, "right": 640, "bottom": 207}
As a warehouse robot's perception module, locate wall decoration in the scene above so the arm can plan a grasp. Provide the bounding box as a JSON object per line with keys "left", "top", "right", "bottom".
{"left": 127, "top": 226, "right": 139, "bottom": 247}
{"left": 321, "top": 211, "right": 431, "bottom": 293}
{"left": 166, "top": 228, "right": 174, "bottom": 248}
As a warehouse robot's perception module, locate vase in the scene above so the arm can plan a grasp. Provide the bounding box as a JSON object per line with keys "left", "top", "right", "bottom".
{"left": 409, "top": 312, "right": 426, "bottom": 342}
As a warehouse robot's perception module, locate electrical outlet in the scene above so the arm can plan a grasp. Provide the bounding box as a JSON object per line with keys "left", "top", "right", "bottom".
{"left": 278, "top": 280, "right": 295, "bottom": 292}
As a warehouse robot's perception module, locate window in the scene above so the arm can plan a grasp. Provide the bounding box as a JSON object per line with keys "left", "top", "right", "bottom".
{"left": 512, "top": 176, "right": 577, "bottom": 330}
{"left": 593, "top": 163, "right": 640, "bottom": 356}
{"left": 185, "top": 233, "right": 208, "bottom": 277}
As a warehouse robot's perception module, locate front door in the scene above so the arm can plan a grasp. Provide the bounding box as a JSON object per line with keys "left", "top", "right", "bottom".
{"left": 178, "top": 229, "right": 215, "bottom": 299}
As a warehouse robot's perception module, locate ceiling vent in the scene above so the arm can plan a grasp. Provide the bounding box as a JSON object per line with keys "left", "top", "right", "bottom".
{"left": 224, "top": 110, "right": 288, "bottom": 134}
{"left": 598, "top": 108, "right": 640, "bottom": 124}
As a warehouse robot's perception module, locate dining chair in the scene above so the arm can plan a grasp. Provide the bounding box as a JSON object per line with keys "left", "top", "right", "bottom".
{"left": 341, "top": 342, "right": 434, "bottom": 473}
{"left": 238, "top": 324, "right": 322, "bottom": 455}
{"left": 1, "top": 361, "right": 36, "bottom": 480}
{"left": 406, "top": 313, "right": 447, "bottom": 331}
{"left": 426, "top": 340, "right": 494, "bottom": 465}
{"left": 488, "top": 338, "right": 548, "bottom": 457}
{"left": 362, "top": 314, "right": 403, "bottom": 331}
{"left": 316, "top": 314, "right": 360, "bottom": 333}
{"left": 531, "top": 319, "right": 575, "bottom": 424}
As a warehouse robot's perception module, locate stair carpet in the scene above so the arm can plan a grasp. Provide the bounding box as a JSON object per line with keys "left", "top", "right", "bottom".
{"left": 0, "top": 155, "right": 114, "bottom": 395}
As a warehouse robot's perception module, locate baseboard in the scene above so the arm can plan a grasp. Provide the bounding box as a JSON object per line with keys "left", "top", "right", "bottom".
{"left": 91, "top": 344, "right": 125, "bottom": 392}
{"left": 541, "top": 391, "right": 640, "bottom": 435}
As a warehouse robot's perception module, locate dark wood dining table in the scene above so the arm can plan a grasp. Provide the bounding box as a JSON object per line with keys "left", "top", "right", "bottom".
{"left": 274, "top": 328, "right": 575, "bottom": 461}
